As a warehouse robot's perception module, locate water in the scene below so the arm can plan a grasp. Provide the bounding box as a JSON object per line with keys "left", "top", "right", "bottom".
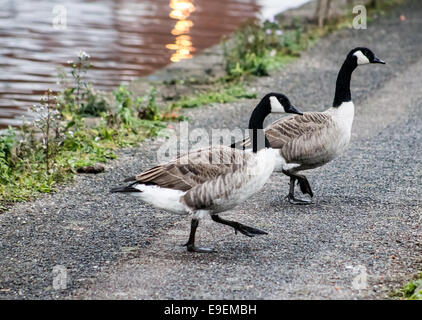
{"left": 0, "top": 0, "right": 309, "bottom": 128}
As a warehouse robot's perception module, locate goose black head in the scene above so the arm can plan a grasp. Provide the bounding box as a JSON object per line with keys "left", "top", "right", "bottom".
{"left": 265, "top": 92, "right": 303, "bottom": 115}
{"left": 249, "top": 93, "right": 302, "bottom": 152}
{"left": 348, "top": 47, "right": 386, "bottom": 66}
{"left": 249, "top": 92, "right": 302, "bottom": 132}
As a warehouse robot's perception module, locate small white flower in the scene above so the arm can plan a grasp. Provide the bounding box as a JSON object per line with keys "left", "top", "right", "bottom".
{"left": 265, "top": 29, "right": 272, "bottom": 35}
{"left": 95, "top": 136, "right": 100, "bottom": 141}
{"left": 78, "top": 51, "right": 90, "bottom": 60}
{"left": 275, "top": 30, "right": 283, "bottom": 36}
{"left": 269, "top": 49, "right": 276, "bottom": 57}
{"left": 248, "top": 35, "right": 255, "bottom": 43}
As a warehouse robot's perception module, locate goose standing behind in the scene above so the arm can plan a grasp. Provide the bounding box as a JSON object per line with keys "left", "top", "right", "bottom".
{"left": 233, "top": 47, "right": 385, "bottom": 204}
{"left": 111, "top": 93, "right": 302, "bottom": 253}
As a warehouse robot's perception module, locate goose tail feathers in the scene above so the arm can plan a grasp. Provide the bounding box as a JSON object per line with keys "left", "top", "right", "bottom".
{"left": 110, "top": 183, "right": 141, "bottom": 193}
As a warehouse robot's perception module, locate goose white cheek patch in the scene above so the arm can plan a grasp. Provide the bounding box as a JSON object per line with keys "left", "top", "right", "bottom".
{"left": 354, "top": 50, "right": 370, "bottom": 65}
{"left": 270, "top": 96, "right": 284, "bottom": 113}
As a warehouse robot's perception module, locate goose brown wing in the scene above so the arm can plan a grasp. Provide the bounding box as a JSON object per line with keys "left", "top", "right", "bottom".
{"left": 265, "top": 112, "right": 333, "bottom": 149}
{"left": 267, "top": 112, "right": 338, "bottom": 164}
{"left": 237, "top": 112, "right": 335, "bottom": 164}
{"left": 238, "top": 112, "right": 333, "bottom": 150}
{"left": 131, "top": 146, "right": 250, "bottom": 191}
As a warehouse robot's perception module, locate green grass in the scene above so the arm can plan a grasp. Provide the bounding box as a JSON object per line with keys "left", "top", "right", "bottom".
{"left": 390, "top": 272, "right": 422, "bottom": 300}
{"left": 222, "top": 19, "right": 307, "bottom": 79}
{"left": 0, "top": 113, "right": 164, "bottom": 209}
{"left": 169, "top": 84, "right": 257, "bottom": 109}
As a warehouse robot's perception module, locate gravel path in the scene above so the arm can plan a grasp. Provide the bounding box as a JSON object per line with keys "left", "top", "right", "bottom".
{"left": 1, "top": 0, "right": 421, "bottom": 299}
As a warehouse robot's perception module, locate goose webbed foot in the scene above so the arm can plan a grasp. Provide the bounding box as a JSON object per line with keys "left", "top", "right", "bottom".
{"left": 211, "top": 215, "right": 268, "bottom": 238}
{"left": 286, "top": 193, "right": 313, "bottom": 205}
{"left": 181, "top": 242, "right": 215, "bottom": 253}
{"left": 233, "top": 223, "right": 268, "bottom": 237}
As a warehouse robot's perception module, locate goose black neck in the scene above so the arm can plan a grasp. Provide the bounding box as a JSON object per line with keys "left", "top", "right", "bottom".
{"left": 248, "top": 100, "right": 271, "bottom": 153}
{"left": 332, "top": 58, "right": 357, "bottom": 108}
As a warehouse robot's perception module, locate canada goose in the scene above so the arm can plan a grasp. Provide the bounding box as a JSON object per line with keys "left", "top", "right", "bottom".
{"left": 232, "top": 47, "right": 385, "bottom": 204}
{"left": 111, "top": 93, "right": 302, "bottom": 253}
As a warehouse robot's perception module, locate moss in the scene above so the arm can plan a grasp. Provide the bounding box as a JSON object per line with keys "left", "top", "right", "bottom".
{"left": 390, "top": 272, "right": 422, "bottom": 300}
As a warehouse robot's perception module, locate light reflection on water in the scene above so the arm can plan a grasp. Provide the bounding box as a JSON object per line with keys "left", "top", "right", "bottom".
{"left": 0, "top": 0, "right": 310, "bottom": 128}
{"left": 166, "top": 0, "right": 195, "bottom": 62}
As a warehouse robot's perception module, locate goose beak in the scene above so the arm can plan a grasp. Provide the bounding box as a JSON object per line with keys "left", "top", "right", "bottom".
{"left": 372, "top": 56, "right": 386, "bottom": 64}
{"left": 287, "top": 105, "right": 303, "bottom": 115}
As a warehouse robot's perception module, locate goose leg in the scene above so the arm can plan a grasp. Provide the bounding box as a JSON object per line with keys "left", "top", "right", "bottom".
{"left": 182, "top": 218, "right": 215, "bottom": 253}
{"left": 295, "top": 175, "right": 314, "bottom": 198}
{"left": 211, "top": 215, "right": 268, "bottom": 237}
{"left": 282, "top": 170, "right": 313, "bottom": 205}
